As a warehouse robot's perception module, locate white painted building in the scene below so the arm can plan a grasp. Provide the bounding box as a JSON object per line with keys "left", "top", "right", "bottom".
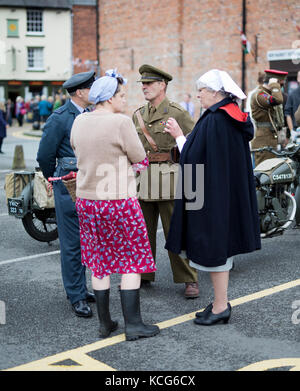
{"left": 0, "top": 0, "right": 72, "bottom": 102}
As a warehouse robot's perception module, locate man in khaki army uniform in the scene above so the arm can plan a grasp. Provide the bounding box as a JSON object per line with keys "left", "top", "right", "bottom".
{"left": 132, "top": 64, "right": 199, "bottom": 298}
{"left": 251, "top": 69, "right": 288, "bottom": 166}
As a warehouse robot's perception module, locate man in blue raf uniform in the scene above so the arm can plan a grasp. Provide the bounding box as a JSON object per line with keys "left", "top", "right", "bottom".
{"left": 37, "top": 71, "right": 96, "bottom": 318}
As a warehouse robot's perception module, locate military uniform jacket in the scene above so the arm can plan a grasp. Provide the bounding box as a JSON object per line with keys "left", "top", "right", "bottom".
{"left": 132, "top": 97, "right": 194, "bottom": 201}
{"left": 251, "top": 83, "right": 284, "bottom": 150}
{"left": 251, "top": 83, "right": 283, "bottom": 122}
{"left": 37, "top": 100, "right": 80, "bottom": 179}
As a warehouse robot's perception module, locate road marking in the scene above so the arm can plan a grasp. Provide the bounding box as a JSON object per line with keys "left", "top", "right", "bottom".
{"left": 0, "top": 213, "right": 8, "bottom": 217}
{"left": 0, "top": 170, "right": 11, "bottom": 173}
{"left": 12, "top": 130, "right": 41, "bottom": 141}
{"left": 4, "top": 278, "right": 300, "bottom": 371}
{"left": 0, "top": 250, "right": 60, "bottom": 266}
{"left": 239, "top": 358, "right": 300, "bottom": 371}
{"left": 0, "top": 227, "right": 162, "bottom": 264}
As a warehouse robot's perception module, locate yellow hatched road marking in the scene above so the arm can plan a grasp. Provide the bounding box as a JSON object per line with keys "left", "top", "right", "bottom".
{"left": 4, "top": 278, "right": 300, "bottom": 371}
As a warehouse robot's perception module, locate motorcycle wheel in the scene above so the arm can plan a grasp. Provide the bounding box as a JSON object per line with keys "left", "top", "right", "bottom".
{"left": 22, "top": 209, "right": 58, "bottom": 243}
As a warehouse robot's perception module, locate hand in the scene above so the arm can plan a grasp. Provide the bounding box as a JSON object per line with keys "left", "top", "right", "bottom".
{"left": 269, "top": 78, "right": 278, "bottom": 84}
{"left": 164, "top": 117, "right": 184, "bottom": 139}
{"left": 281, "top": 138, "right": 290, "bottom": 149}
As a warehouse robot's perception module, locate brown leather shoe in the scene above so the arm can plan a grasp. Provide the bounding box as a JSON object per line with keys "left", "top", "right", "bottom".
{"left": 184, "top": 282, "right": 199, "bottom": 299}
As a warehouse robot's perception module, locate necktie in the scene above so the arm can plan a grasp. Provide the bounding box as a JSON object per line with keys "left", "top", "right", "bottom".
{"left": 149, "top": 105, "right": 155, "bottom": 117}
{"left": 83, "top": 108, "right": 89, "bottom": 113}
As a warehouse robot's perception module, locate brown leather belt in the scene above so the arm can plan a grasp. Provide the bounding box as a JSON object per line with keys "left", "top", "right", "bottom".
{"left": 135, "top": 109, "right": 180, "bottom": 163}
{"left": 147, "top": 151, "right": 172, "bottom": 163}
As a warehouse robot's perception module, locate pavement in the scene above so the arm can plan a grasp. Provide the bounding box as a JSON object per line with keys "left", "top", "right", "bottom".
{"left": 0, "top": 121, "right": 41, "bottom": 172}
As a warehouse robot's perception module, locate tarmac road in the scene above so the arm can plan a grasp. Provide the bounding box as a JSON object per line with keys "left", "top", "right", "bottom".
{"left": 0, "top": 123, "right": 299, "bottom": 373}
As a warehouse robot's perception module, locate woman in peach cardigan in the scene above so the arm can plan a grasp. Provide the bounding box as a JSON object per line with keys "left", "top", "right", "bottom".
{"left": 70, "top": 70, "right": 159, "bottom": 341}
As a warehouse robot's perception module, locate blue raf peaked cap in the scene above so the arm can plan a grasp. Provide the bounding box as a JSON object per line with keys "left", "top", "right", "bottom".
{"left": 63, "top": 71, "right": 95, "bottom": 93}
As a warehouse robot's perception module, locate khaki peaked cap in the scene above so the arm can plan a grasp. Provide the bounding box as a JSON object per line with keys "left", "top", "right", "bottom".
{"left": 138, "top": 64, "right": 173, "bottom": 83}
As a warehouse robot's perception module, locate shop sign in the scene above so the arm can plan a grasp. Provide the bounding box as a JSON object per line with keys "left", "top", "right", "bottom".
{"left": 8, "top": 80, "right": 22, "bottom": 85}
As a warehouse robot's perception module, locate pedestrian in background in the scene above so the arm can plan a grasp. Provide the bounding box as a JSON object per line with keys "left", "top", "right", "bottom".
{"left": 164, "top": 69, "right": 261, "bottom": 326}
{"left": 5, "top": 99, "right": 13, "bottom": 126}
{"left": 132, "top": 64, "right": 199, "bottom": 299}
{"left": 37, "top": 71, "right": 96, "bottom": 318}
{"left": 24, "top": 99, "right": 31, "bottom": 121}
{"left": 0, "top": 102, "right": 7, "bottom": 154}
{"left": 48, "top": 96, "right": 54, "bottom": 112}
{"left": 53, "top": 94, "right": 62, "bottom": 111}
{"left": 71, "top": 69, "right": 159, "bottom": 341}
{"left": 39, "top": 95, "right": 52, "bottom": 123}
{"left": 285, "top": 70, "right": 300, "bottom": 141}
{"left": 32, "top": 96, "right": 41, "bottom": 129}
{"left": 15, "top": 96, "right": 25, "bottom": 127}
{"left": 180, "top": 93, "right": 195, "bottom": 119}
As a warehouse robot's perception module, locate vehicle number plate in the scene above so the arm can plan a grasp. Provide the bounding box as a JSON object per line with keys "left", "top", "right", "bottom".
{"left": 7, "top": 198, "right": 24, "bottom": 216}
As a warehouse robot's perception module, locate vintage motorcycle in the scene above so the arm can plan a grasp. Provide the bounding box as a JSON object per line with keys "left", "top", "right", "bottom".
{"left": 5, "top": 168, "right": 58, "bottom": 243}
{"left": 5, "top": 169, "right": 77, "bottom": 243}
{"left": 252, "top": 143, "right": 300, "bottom": 238}
{"left": 5, "top": 144, "right": 300, "bottom": 242}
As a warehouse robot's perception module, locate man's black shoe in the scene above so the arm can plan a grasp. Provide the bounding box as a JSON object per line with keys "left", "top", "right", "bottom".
{"left": 86, "top": 291, "right": 96, "bottom": 303}
{"left": 67, "top": 292, "right": 96, "bottom": 303}
{"left": 72, "top": 300, "right": 93, "bottom": 318}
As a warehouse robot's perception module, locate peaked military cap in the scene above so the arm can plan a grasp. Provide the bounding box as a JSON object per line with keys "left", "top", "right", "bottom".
{"left": 63, "top": 70, "right": 95, "bottom": 93}
{"left": 264, "top": 69, "right": 288, "bottom": 81}
{"left": 138, "top": 64, "right": 173, "bottom": 83}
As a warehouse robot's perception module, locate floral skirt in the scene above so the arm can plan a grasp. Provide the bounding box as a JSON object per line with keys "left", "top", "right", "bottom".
{"left": 76, "top": 197, "right": 156, "bottom": 280}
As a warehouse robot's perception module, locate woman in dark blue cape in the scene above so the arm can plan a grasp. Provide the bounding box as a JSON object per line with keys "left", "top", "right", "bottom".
{"left": 164, "top": 69, "right": 261, "bottom": 326}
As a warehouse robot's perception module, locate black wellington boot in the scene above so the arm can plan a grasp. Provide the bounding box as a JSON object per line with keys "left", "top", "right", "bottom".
{"left": 120, "top": 289, "right": 160, "bottom": 341}
{"left": 94, "top": 289, "right": 118, "bottom": 338}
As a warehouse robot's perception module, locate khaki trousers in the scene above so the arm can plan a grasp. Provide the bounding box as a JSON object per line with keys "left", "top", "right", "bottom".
{"left": 251, "top": 129, "right": 278, "bottom": 166}
{"left": 139, "top": 200, "right": 198, "bottom": 283}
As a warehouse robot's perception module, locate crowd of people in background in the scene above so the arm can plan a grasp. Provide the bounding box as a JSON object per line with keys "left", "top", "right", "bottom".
{"left": 0, "top": 73, "right": 300, "bottom": 157}
{"left": 0, "top": 92, "right": 67, "bottom": 130}
{"left": 0, "top": 92, "right": 67, "bottom": 154}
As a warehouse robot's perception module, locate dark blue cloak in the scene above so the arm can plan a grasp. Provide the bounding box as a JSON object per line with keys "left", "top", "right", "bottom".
{"left": 165, "top": 98, "right": 261, "bottom": 267}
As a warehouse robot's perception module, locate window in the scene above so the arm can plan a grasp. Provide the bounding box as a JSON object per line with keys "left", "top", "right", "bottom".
{"left": 7, "top": 19, "right": 19, "bottom": 37}
{"left": 27, "top": 9, "right": 43, "bottom": 34}
{"left": 27, "top": 47, "right": 44, "bottom": 70}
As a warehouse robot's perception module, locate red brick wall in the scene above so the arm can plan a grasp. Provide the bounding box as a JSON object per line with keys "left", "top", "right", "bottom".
{"left": 98, "top": 0, "right": 300, "bottom": 116}
{"left": 72, "top": 5, "right": 98, "bottom": 75}
{"left": 246, "top": 0, "right": 300, "bottom": 90}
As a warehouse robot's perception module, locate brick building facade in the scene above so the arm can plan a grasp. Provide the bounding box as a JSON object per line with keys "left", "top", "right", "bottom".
{"left": 72, "top": 0, "right": 98, "bottom": 74}
{"left": 96, "top": 0, "right": 300, "bottom": 115}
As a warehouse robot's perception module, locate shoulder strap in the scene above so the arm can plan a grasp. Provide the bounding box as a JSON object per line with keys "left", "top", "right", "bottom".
{"left": 136, "top": 110, "right": 158, "bottom": 152}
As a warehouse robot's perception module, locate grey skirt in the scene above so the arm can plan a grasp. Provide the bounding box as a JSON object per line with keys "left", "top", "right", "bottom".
{"left": 179, "top": 251, "right": 233, "bottom": 272}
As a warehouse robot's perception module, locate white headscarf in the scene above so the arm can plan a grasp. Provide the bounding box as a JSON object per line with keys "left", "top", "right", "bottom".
{"left": 196, "top": 69, "right": 246, "bottom": 100}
